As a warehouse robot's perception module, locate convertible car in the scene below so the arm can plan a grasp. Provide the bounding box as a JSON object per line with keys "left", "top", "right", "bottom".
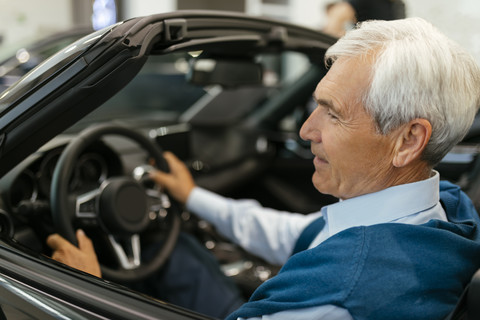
{"left": 0, "top": 10, "right": 478, "bottom": 319}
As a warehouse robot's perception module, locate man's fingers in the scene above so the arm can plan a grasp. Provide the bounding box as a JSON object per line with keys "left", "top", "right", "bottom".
{"left": 149, "top": 169, "right": 174, "bottom": 188}
{"left": 163, "top": 151, "right": 179, "bottom": 165}
{"left": 47, "top": 230, "right": 93, "bottom": 254}
{"left": 51, "top": 250, "right": 66, "bottom": 263}
{"left": 46, "top": 233, "right": 72, "bottom": 251}
{"left": 163, "top": 151, "right": 186, "bottom": 174}
{"left": 149, "top": 151, "right": 195, "bottom": 204}
{"left": 47, "top": 230, "right": 102, "bottom": 277}
{"left": 76, "top": 229, "right": 95, "bottom": 254}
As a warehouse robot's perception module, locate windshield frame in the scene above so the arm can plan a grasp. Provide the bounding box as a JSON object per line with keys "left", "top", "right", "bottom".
{"left": 0, "top": 25, "right": 119, "bottom": 113}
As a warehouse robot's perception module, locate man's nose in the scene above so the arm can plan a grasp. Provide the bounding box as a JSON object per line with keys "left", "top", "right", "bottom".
{"left": 299, "top": 110, "right": 318, "bottom": 142}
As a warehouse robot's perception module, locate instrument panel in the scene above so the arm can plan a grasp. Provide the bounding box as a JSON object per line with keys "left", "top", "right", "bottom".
{"left": 5, "top": 140, "right": 123, "bottom": 214}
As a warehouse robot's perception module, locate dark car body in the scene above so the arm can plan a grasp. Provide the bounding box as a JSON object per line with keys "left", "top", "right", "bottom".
{"left": 0, "top": 10, "right": 477, "bottom": 319}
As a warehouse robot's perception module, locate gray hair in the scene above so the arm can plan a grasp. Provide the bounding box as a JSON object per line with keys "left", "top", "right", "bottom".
{"left": 325, "top": 17, "right": 480, "bottom": 166}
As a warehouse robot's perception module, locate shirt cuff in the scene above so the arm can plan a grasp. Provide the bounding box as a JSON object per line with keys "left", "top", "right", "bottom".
{"left": 186, "top": 186, "right": 227, "bottom": 222}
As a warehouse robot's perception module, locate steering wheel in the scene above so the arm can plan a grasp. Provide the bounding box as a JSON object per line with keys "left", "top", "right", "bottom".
{"left": 50, "top": 123, "right": 181, "bottom": 282}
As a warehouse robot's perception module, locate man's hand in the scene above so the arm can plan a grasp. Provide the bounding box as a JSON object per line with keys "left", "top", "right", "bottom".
{"left": 47, "top": 229, "right": 102, "bottom": 278}
{"left": 150, "top": 151, "right": 196, "bottom": 204}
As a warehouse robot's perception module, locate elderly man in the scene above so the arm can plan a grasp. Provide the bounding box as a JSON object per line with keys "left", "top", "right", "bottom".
{"left": 48, "top": 18, "right": 480, "bottom": 319}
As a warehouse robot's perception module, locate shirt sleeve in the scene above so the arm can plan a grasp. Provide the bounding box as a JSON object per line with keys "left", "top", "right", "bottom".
{"left": 241, "top": 304, "right": 353, "bottom": 320}
{"left": 186, "top": 187, "right": 322, "bottom": 265}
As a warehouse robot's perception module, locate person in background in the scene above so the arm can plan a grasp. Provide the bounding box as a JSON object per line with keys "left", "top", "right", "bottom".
{"left": 48, "top": 17, "right": 480, "bottom": 320}
{"left": 323, "top": 0, "right": 406, "bottom": 37}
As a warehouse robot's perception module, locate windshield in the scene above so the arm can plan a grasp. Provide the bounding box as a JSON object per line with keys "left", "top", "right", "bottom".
{"left": 66, "top": 52, "right": 207, "bottom": 132}
{"left": 66, "top": 50, "right": 313, "bottom": 132}
{"left": 0, "top": 27, "right": 113, "bottom": 112}
{"left": 0, "top": 30, "right": 92, "bottom": 90}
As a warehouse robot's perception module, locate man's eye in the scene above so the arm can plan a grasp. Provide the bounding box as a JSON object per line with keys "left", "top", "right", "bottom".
{"left": 327, "top": 111, "right": 338, "bottom": 120}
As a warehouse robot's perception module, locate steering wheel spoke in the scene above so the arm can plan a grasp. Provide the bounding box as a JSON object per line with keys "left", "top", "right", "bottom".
{"left": 132, "top": 164, "right": 171, "bottom": 219}
{"left": 145, "top": 187, "right": 171, "bottom": 219}
{"left": 75, "top": 188, "right": 101, "bottom": 219}
{"left": 108, "top": 234, "right": 141, "bottom": 270}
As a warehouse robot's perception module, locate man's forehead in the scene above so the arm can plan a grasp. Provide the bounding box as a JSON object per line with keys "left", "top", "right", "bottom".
{"left": 313, "top": 56, "right": 373, "bottom": 115}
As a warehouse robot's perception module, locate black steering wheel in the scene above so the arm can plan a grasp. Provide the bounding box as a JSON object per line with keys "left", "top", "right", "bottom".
{"left": 50, "top": 123, "right": 181, "bottom": 282}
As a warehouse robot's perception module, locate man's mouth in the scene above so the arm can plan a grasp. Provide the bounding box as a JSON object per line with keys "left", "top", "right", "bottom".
{"left": 313, "top": 155, "right": 328, "bottom": 167}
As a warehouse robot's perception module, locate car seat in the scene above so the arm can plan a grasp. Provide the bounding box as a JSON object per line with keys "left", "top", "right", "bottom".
{"left": 446, "top": 269, "right": 480, "bottom": 320}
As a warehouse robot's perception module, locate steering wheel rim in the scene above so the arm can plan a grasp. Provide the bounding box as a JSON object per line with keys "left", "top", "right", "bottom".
{"left": 50, "top": 123, "right": 180, "bottom": 282}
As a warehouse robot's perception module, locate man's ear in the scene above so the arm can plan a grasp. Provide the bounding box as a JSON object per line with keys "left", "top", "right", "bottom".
{"left": 393, "top": 119, "right": 432, "bottom": 168}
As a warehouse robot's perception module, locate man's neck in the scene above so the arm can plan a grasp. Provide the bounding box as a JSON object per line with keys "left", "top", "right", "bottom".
{"left": 388, "top": 161, "right": 432, "bottom": 187}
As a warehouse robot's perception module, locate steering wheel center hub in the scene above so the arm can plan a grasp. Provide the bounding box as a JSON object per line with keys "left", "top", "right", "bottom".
{"left": 99, "top": 177, "right": 149, "bottom": 234}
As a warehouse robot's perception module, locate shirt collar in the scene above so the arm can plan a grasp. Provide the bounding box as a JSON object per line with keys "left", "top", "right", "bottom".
{"left": 323, "top": 171, "right": 440, "bottom": 237}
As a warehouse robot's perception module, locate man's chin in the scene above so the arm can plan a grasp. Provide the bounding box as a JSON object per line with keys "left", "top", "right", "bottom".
{"left": 312, "top": 173, "right": 336, "bottom": 197}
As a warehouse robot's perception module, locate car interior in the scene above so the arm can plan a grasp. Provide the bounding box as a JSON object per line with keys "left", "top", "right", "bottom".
{"left": 0, "top": 12, "right": 479, "bottom": 318}
{"left": 0, "top": 44, "right": 338, "bottom": 299}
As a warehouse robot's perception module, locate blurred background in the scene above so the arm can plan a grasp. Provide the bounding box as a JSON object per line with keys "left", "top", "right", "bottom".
{"left": 0, "top": 0, "right": 478, "bottom": 64}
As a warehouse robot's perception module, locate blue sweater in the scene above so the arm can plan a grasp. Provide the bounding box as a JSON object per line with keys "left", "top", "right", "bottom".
{"left": 227, "top": 181, "right": 480, "bottom": 320}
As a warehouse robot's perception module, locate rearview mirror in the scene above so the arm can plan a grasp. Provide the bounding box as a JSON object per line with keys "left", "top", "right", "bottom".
{"left": 187, "top": 57, "right": 263, "bottom": 87}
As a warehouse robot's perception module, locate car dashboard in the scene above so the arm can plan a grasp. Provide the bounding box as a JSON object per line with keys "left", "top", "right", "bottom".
{"left": 0, "top": 123, "right": 285, "bottom": 298}
{"left": 0, "top": 136, "right": 125, "bottom": 248}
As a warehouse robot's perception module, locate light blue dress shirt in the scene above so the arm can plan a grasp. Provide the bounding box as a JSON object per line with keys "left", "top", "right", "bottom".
{"left": 186, "top": 171, "right": 447, "bottom": 319}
